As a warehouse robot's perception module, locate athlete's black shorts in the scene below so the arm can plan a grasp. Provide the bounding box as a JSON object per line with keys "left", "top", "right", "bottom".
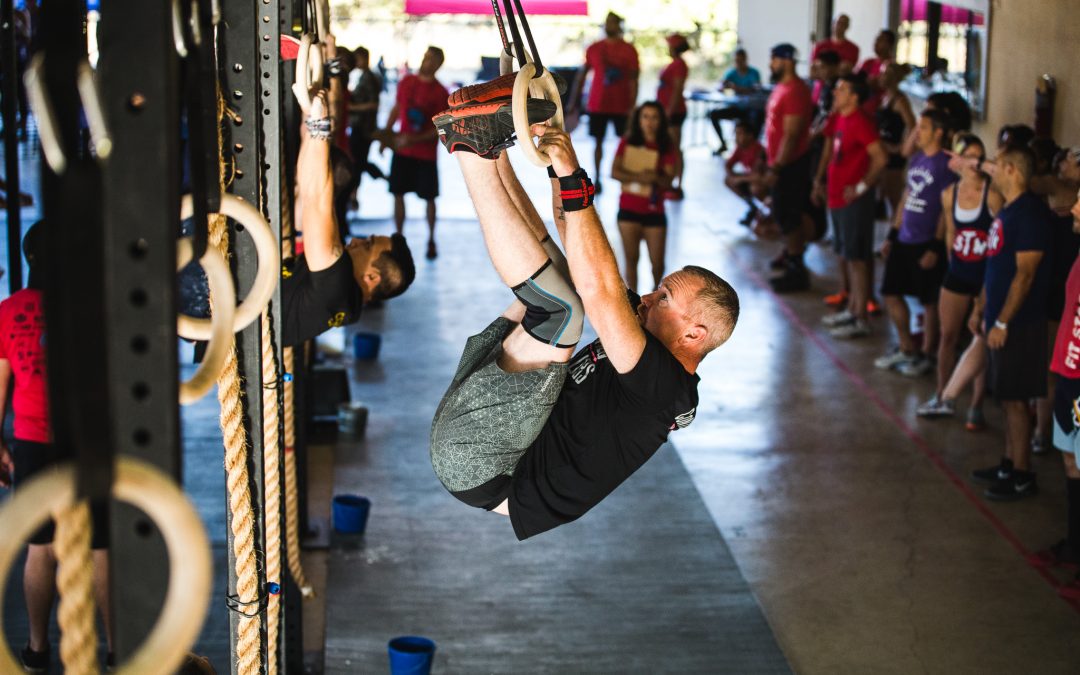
{"left": 942, "top": 271, "right": 982, "bottom": 297}
{"left": 617, "top": 209, "right": 667, "bottom": 227}
{"left": 881, "top": 240, "right": 946, "bottom": 306}
{"left": 12, "top": 440, "right": 110, "bottom": 548}
{"left": 771, "top": 152, "right": 812, "bottom": 235}
{"left": 987, "top": 320, "right": 1048, "bottom": 401}
{"left": 389, "top": 154, "right": 439, "bottom": 200}
{"left": 588, "top": 113, "right": 628, "bottom": 139}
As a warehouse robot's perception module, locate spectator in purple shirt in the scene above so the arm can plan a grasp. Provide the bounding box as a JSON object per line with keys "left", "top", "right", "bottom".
{"left": 875, "top": 109, "right": 953, "bottom": 376}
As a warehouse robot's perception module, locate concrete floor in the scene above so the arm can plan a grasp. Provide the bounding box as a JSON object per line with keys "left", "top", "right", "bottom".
{"left": 320, "top": 131, "right": 1080, "bottom": 673}
{"left": 4, "top": 124, "right": 1080, "bottom": 674}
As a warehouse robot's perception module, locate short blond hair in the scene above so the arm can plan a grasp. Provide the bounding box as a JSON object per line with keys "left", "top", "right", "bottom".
{"left": 682, "top": 265, "right": 739, "bottom": 354}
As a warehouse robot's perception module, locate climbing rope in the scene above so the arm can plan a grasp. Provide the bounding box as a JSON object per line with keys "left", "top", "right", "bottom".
{"left": 53, "top": 502, "right": 98, "bottom": 675}
{"left": 209, "top": 209, "right": 264, "bottom": 675}
{"left": 261, "top": 311, "right": 283, "bottom": 675}
{"left": 282, "top": 346, "right": 313, "bottom": 596}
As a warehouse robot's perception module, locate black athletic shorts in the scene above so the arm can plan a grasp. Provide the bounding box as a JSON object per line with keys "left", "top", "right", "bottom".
{"left": 771, "top": 152, "right": 812, "bottom": 235}
{"left": 987, "top": 320, "right": 1048, "bottom": 401}
{"left": 617, "top": 209, "right": 667, "bottom": 227}
{"left": 942, "top": 271, "right": 982, "bottom": 297}
{"left": 881, "top": 240, "right": 946, "bottom": 306}
{"left": 12, "top": 440, "right": 110, "bottom": 548}
{"left": 588, "top": 113, "right": 628, "bottom": 139}
{"left": 668, "top": 112, "right": 687, "bottom": 128}
{"left": 389, "top": 154, "right": 439, "bottom": 200}
{"left": 452, "top": 474, "right": 512, "bottom": 511}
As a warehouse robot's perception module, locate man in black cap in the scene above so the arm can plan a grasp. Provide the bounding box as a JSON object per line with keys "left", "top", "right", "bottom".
{"left": 763, "top": 43, "right": 815, "bottom": 292}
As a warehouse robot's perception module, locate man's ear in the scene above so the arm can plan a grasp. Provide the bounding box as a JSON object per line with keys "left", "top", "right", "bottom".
{"left": 684, "top": 324, "right": 707, "bottom": 347}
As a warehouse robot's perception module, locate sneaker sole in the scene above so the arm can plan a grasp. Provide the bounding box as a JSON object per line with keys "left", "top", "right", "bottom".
{"left": 984, "top": 485, "right": 1038, "bottom": 501}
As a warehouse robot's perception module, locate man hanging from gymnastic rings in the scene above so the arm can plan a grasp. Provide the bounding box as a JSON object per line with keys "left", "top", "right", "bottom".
{"left": 428, "top": 79, "right": 741, "bottom": 540}
{"left": 281, "top": 55, "right": 416, "bottom": 347}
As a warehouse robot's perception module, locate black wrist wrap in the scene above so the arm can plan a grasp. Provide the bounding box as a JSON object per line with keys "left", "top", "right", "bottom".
{"left": 558, "top": 168, "right": 595, "bottom": 212}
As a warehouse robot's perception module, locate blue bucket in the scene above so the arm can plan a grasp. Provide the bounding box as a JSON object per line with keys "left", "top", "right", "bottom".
{"left": 353, "top": 332, "right": 382, "bottom": 360}
{"left": 332, "top": 495, "right": 371, "bottom": 534}
{"left": 387, "top": 636, "right": 436, "bottom": 675}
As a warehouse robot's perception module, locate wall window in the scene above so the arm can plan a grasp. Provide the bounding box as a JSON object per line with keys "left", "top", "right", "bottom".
{"left": 897, "top": 0, "right": 989, "bottom": 115}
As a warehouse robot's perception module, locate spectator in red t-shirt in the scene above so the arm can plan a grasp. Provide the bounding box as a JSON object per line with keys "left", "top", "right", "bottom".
{"left": 380, "top": 46, "right": 450, "bottom": 260}
{"left": 0, "top": 222, "right": 113, "bottom": 672}
{"left": 568, "top": 12, "right": 640, "bottom": 194}
{"left": 724, "top": 121, "right": 767, "bottom": 226}
{"left": 811, "top": 14, "right": 860, "bottom": 75}
{"left": 612, "top": 102, "right": 677, "bottom": 292}
{"left": 762, "top": 43, "right": 815, "bottom": 293}
{"left": 658, "top": 34, "right": 689, "bottom": 199}
{"left": 813, "top": 75, "right": 888, "bottom": 338}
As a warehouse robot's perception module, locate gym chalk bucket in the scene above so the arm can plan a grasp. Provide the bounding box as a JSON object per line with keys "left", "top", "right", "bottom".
{"left": 331, "top": 495, "right": 370, "bottom": 534}
{"left": 387, "top": 636, "right": 436, "bottom": 675}
{"left": 353, "top": 332, "right": 381, "bottom": 359}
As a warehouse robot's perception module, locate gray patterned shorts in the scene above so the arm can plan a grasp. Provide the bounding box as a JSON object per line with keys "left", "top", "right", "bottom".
{"left": 430, "top": 317, "right": 568, "bottom": 496}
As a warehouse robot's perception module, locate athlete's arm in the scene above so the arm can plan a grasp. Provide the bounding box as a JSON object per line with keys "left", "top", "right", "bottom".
{"left": 942, "top": 184, "right": 957, "bottom": 254}
{"left": 297, "top": 92, "right": 342, "bottom": 272}
{"left": 996, "top": 251, "right": 1044, "bottom": 326}
{"left": 773, "top": 113, "right": 806, "bottom": 168}
{"left": 537, "top": 125, "right": 646, "bottom": 374}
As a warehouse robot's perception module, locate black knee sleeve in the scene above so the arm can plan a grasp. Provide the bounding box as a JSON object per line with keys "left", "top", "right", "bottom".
{"left": 512, "top": 260, "right": 584, "bottom": 348}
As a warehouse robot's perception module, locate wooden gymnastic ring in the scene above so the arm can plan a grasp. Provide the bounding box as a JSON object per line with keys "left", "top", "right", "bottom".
{"left": 291, "top": 33, "right": 323, "bottom": 113}
{"left": 177, "top": 193, "right": 280, "bottom": 340}
{"left": 513, "top": 63, "right": 564, "bottom": 168}
{"left": 0, "top": 457, "right": 212, "bottom": 675}
{"left": 176, "top": 237, "right": 235, "bottom": 404}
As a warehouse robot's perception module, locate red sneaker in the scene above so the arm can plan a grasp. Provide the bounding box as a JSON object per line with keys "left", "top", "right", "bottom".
{"left": 866, "top": 299, "right": 882, "bottom": 315}
{"left": 823, "top": 291, "right": 848, "bottom": 307}
{"left": 432, "top": 98, "right": 557, "bottom": 158}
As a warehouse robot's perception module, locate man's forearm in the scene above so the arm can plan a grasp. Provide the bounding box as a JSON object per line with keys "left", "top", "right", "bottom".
{"left": 560, "top": 205, "right": 625, "bottom": 303}
{"left": 997, "top": 271, "right": 1036, "bottom": 324}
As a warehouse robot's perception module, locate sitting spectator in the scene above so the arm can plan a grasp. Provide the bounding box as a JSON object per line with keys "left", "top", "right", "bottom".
{"left": 917, "top": 134, "right": 1000, "bottom": 419}
{"left": 875, "top": 109, "right": 952, "bottom": 375}
{"left": 710, "top": 48, "right": 761, "bottom": 155}
{"left": 612, "top": 102, "right": 677, "bottom": 293}
{"left": 724, "top": 120, "right": 767, "bottom": 226}
{"left": 970, "top": 144, "right": 1052, "bottom": 501}
{"left": 815, "top": 74, "right": 887, "bottom": 339}
{"left": 812, "top": 14, "right": 859, "bottom": 74}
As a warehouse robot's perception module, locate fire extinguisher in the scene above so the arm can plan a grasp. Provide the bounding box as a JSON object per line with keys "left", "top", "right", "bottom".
{"left": 1035, "top": 74, "right": 1056, "bottom": 138}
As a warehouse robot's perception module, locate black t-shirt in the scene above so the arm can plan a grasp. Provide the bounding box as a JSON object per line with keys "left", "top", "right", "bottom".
{"left": 508, "top": 330, "right": 700, "bottom": 540}
{"left": 281, "top": 253, "right": 364, "bottom": 347}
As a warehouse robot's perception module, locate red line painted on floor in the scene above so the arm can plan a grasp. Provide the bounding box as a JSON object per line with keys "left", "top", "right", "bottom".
{"left": 734, "top": 258, "right": 1080, "bottom": 612}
